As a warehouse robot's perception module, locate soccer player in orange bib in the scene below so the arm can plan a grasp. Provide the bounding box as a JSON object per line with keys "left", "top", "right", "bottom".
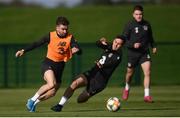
{"left": 15, "top": 16, "right": 81, "bottom": 112}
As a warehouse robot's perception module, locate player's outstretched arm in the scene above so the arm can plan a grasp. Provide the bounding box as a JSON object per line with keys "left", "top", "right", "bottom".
{"left": 15, "top": 49, "right": 25, "bottom": 57}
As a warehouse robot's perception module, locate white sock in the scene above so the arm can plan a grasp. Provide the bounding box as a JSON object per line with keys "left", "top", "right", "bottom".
{"left": 34, "top": 99, "right": 40, "bottom": 105}
{"left": 125, "top": 83, "right": 130, "bottom": 90}
{"left": 144, "top": 88, "right": 150, "bottom": 97}
{"left": 59, "top": 96, "right": 67, "bottom": 106}
{"left": 31, "top": 93, "right": 40, "bottom": 101}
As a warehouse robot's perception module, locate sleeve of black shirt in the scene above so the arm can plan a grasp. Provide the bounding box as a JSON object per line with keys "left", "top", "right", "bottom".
{"left": 148, "top": 24, "right": 157, "bottom": 48}
{"left": 23, "top": 33, "right": 50, "bottom": 53}
{"left": 122, "top": 22, "right": 134, "bottom": 48}
{"left": 70, "top": 36, "right": 82, "bottom": 55}
{"left": 96, "top": 40, "right": 111, "bottom": 50}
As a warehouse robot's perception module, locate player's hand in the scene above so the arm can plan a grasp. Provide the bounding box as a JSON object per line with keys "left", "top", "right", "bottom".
{"left": 152, "top": 47, "right": 157, "bottom": 54}
{"left": 15, "top": 49, "right": 24, "bottom": 57}
{"left": 72, "top": 47, "right": 79, "bottom": 54}
{"left": 100, "top": 37, "right": 107, "bottom": 45}
{"left": 134, "top": 43, "right": 141, "bottom": 49}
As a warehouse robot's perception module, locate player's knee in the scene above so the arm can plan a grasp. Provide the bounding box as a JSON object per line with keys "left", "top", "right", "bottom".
{"left": 144, "top": 70, "right": 151, "bottom": 77}
{"left": 49, "top": 88, "right": 57, "bottom": 97}
{"left": 127, "top": 69, "right": 133, "bottom": 76}
{"left": 77, "top": 91, "right": 90, "bottom": 103}
{"left": 47, "top": 82, "right": 56, "bottom": 89}
{"left": 50, "top": 91, "right": 56, "bottom": 97}
{"left": 70, "top": 81, "right": 78, "bottom": 90}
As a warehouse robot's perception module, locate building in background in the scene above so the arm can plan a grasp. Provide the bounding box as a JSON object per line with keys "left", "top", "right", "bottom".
{"left": 21, "top": 0, "right": 83, "bottom": 8}
{"left": 0, "top": 0, "right": 83, "bottom": 8}
{"left": 0, "top": 0, "right": 179, "bottom": 8}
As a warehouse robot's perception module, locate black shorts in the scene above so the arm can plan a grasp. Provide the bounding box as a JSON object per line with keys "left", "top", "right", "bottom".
{"left": 127, "top": 49, "right": 151, "bottom": 68}
{"left": 41, "top": 58, "right": 65, "bottom": 83}
{"left": 83, "top": 68, "right": 107, "bottom": 96}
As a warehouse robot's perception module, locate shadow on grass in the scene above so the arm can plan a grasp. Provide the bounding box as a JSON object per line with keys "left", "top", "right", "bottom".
{"left": 63, "top": 108, "right": 105, "bottom": 112}
{"left": 62, "top": 107, "right": 179, "bottom": 113}
{"left": 122, "top": 107, "right": 180, "bottom": 111}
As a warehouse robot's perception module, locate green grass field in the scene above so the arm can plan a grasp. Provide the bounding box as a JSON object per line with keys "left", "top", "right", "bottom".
{"left": 0, "top": 86, "right": 180, "bottom": 117}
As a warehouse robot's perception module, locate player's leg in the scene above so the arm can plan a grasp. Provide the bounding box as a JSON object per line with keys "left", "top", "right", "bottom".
{"left": 51, "top": 74, "right": 88, "bottom": 112}
{"left": 125, "top": 67, "right": 134, "bottom": 88}
{"left": 37, "top": 60, "right": 65, "bottom": 99}
{"left": 140, "top": 52, "right": 153, "bottom": 103}
{"left": 29, "top": 84, "right": 60, "bottom": 112}
{"left": 38, "top": 83, "right": 60, "bottom": 101}
{"left": 141, "top": 61, "right": 153, "bottom": 103}
{"left": 77, "top": 84, "right": 106, "bottom": 103}
{"left": 122, "top": 67, "right": 135, "bottom": 100}
{"left": 37, "top": 66, "right": 63, "bottom": 101}
{"left": 26, "top": 70, "right": 56, "bottom": 112}
{"left": 77, "top": 90, "right": 90, "bottom": 103}
{"left": 122, "top": 51, "right": 139, "bottom": 101}
{"left": 37, "top": 70, "right": 57, "bottom": 96}
{"left": 77, "top": 72, "right": 106, "bottom": 103}
{"left": 39, "top": 61, "right": 65, "bottom": 101}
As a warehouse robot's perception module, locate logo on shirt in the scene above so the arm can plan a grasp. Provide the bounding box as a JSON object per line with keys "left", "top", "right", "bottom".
{"left": 135, "top": 27, "right": 139, "bottom": 33}
{"left": 147, "top": 54, "right": 151, "bottom": 59}
{"left": 108, "top": 53, "right": 113, "bottom": 58}
{"left": 143, "top": 25, "right": 148, "bottom": 31}
{"left": 128, "top": 62, "right": 132, "bottom": 67}
{"left": 58, "top": 42, "right": 66, "bottom": 46}
{"left": 117, "top": 56, "right": 120, "bottom": 60}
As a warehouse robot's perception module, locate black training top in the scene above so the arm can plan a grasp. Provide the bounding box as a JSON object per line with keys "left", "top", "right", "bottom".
{"left": 122, "top": 19, "right": 156, "bottom": 52}
{"left": 87, "top": 40, "right": 122, "bottom": 81}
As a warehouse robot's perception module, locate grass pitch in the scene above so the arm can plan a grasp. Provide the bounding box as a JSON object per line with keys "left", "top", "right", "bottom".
{"left": 0, "top": 86, "right": 180, "bottom": 117}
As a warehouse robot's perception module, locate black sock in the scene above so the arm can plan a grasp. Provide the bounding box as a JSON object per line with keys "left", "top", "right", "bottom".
{"left": 63, "top": 87, "right": 74, "bottom": 99}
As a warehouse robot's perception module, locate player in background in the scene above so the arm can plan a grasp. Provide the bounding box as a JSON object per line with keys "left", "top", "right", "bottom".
{"left": 15, "top": 16, "right": 81, "bottom": 112}
{"left": 51, "top": 36, "right": 125, "bottom": 112}
{"left": 121, "top": 5, "right": 157, "bottom": 103}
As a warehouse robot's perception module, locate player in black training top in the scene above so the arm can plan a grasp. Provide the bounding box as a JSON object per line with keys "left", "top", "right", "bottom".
{"left": 51, "top": 36, "right": 125, "bottom": 112}
{"left": 121, "top": 5, "right": 157, "bottom": 103}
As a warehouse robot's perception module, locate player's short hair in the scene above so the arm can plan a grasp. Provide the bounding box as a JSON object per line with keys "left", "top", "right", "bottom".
{"left": 56, "top": 16, "right": 69, "bottom": 26}
{"left": 133, "top": 5, "right": 143, "bottom": 12}
{"left": 116, "top": 35, "right": 126, "bottom": 42}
